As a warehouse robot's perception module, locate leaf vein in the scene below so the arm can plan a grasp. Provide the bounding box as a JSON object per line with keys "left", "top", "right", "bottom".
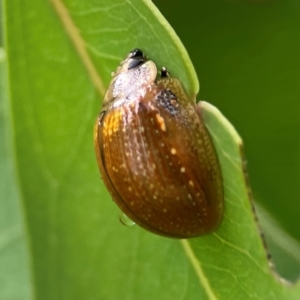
{"left": 181, "top": 239, "right": 219, "bottom": 300}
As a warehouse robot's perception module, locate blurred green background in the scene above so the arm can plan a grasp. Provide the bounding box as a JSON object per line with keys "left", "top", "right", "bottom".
{"left": 153, "top": 0, "right": 300, "bottom": 241}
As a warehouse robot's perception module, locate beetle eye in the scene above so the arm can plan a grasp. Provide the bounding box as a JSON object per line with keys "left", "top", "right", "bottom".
{"left": 127, "top": 58, "right": 144, "bottom": 70}
{"left": 129, "top": 48, "right": 143, "bottom": 58}
{"left": 161, "top": 67, "right": 170, "bottom": 78}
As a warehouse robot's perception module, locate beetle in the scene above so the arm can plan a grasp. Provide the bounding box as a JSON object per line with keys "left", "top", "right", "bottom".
{"left": 94, "top": 49, "right": 224, "bottom": 238}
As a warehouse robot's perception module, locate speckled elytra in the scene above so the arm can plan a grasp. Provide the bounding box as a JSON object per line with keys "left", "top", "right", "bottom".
{"left": 94, "top": 49, "right": 224, "bottom": 238}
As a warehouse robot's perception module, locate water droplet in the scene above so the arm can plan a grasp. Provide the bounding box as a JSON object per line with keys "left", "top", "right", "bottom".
{"left": 119, "top": 213, "right": 135, "bottom": 227}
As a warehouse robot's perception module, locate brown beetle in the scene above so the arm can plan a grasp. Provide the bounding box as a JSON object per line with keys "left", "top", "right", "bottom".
{"left": 94, "top": 49, "right": 223, "bottom": 238}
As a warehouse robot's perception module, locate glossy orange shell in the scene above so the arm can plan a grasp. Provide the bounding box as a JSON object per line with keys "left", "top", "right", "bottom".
{"left": 94, "top": 49, "right": 223, "bottom": 238}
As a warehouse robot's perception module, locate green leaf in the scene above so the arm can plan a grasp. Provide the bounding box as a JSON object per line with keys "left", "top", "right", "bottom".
{"left": 2, "top": 0, "right": 300, "bottom": 299}
{"left": 0, "top": 48, "right": 33, "bottom": 299}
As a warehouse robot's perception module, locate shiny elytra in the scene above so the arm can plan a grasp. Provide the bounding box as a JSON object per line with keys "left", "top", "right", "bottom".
{"left": 94, "top": 49, "right": 224, "bottom": 238}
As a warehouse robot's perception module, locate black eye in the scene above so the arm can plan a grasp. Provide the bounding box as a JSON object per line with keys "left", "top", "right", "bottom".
{"left": 161, "top": 67, "right": 170, "bottom": 78}
{"left": 129, "top": 48, "right": 143, "bottom": 58}
{"left": 128, "top": 58, "right": 144, "bottom": 70}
